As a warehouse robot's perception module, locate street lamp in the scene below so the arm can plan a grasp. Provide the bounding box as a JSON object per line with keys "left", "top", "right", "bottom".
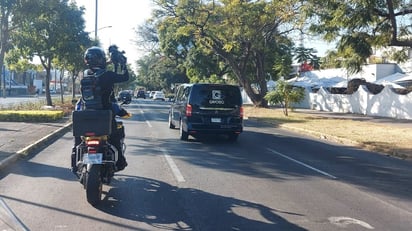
{"left": 94, "top": 0, "right": 112, "bottom": 42}
{"left": 92, "top": 25, "right": 112, "bottom": 33}
{"left": 89, "top": 25, "right": 112, "bottom": 44}
{"left": 95, "top": 0, "right": 98, "bottom": 39}
{"left": 91, "top": 26, "right": 112, "bottom": 40}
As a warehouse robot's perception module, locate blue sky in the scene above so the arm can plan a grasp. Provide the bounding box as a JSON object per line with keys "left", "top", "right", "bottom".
{"left": 75, "top": 0, "right": 154, "bottom": 68}
{"left": 74, "top": 0, "right": 335, "bottom": 69}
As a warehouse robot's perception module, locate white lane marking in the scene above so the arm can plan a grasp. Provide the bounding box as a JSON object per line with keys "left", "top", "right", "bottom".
{"left": 162, "top": 149, "right": 185, "bottom": 182}
{"left": 137, "top": 104, "right": 152, "bottom": 127}
{"left": 329, "top": 216, "right": 374, "bottom": 229}
{"left": 266, "top": 148, "right": 337, "bottom": 179}
{"left": 0, "top": 197, "right": 29, "bottom": 231}
{"left": 139, "top": 102, "right": 183, "bottom": 181}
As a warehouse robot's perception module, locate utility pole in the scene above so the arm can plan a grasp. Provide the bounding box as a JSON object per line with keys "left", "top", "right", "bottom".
{"left": 95, "top": 0, "right": 98, "bottom": 40}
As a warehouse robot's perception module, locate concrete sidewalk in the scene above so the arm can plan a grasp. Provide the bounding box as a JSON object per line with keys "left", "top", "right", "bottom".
{"left": 0, "top": 118, "right": 72, "bottom": 170}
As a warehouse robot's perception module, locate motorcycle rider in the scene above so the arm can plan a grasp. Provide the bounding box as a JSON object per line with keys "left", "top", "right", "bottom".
{"left": 74, "top": 97, "right": 131, "bottom": 118}
{"left": 71, "top": 46, "right": 129, "bottom": 173}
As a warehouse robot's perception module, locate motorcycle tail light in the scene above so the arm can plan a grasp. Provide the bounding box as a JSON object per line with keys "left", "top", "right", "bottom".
{"left": 186, "top": 104, "right": 192, "bottom": 117}
{"left": 86, "top": 139, "right": 100, "bottom": 147}
{"left": 88, "top": 147, "right": 97, "bottom": 154}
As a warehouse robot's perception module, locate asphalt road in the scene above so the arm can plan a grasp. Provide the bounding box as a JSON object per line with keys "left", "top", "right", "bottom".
{"left": 0, "top": 99, "right": 412, "bottom": 230}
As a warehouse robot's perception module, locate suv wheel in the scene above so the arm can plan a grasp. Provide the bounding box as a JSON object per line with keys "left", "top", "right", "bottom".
{"left": 228, "top": 134, "right": 239, "bottom": 142}
{"left": 168, "top": 113, "right": 175, "bottom": 129}
{"left": 179, "top": 120, "right": 189, "bottom": 141}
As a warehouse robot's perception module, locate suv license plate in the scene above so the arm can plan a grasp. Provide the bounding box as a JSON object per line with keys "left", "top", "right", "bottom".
{"left": 211, "top": 118, "right": 221, "bottom": 123}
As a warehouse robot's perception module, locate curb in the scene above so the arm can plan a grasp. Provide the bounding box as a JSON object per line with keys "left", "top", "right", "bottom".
{"left": 0, "top": 122, "right": 73, "bottom": 170}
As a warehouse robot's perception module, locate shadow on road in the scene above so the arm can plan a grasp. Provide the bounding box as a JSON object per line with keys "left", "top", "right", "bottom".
{"left": 97, "top": 175, "right": 307, "bottom": 231}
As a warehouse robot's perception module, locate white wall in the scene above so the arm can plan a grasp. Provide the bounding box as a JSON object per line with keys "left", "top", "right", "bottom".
{"left": 305, "top": 86, "right": 412, "bottom": 120}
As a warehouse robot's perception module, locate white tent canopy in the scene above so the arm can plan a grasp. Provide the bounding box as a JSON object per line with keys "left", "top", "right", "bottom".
{"left": 287, "top": 67, "right": 412, "bottom": 89}
{"left": 287, "top": 69, "right": 347, "bottom": 88}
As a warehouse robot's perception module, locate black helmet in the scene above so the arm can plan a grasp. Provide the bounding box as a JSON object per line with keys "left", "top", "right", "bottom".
{"left": 84, "top": 46, "right": 106, "bottom": 68}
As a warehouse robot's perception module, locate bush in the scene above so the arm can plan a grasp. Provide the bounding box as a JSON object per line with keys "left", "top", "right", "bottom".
{"left": 0, "top": 110, "right": 64, "bottom": 122}
{"left": 264, "top": 80, "right": 305, "bottom": 116}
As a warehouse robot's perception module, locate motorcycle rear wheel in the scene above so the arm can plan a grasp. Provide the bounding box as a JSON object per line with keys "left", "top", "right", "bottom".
{"left": 86, "top": 165, "right": 102, "bottom": 206}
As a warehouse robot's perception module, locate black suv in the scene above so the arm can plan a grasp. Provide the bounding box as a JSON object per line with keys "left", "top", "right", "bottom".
{"left": 136, "top": 90, "right": 146, "bottom": 99}
{"left": 117, "top": 90, "right": 132, "bottom": 104}
{"left": 168, "top": 83, "right": 243, "bottom": 141}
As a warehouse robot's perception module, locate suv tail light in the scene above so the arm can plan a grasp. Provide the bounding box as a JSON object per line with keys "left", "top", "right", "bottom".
{"left": 240, "top": 106, "right": 244, "bottom": 118}
{"left": 186, "top": 104, "right": 193, "bottom": 117}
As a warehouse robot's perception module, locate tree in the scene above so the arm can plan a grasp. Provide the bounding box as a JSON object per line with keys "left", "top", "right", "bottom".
{"left": 134, "top": 18, "right": 160, "bottom": 55}
{"left": 303, "top": 0, "right": 412, "bottom": 73}
{"left": 271, "top": 43, "right": 294, "bottom": 80}
{"left": 294, "top": 46, "right": 321, "bottom": 72}
{"left": 383, "top": 47, "right": 409, "bottom": 64}
{"left": 136, "top": 53, "right": 188, "bottom": 92}
{"left": 320, "top": 50, "right": 342, "bottom": 69}
{"left": 53, "top": 2, "right": 92, "bottom": 102}
{"left": 154, "top": 0, "right": 299, "bottom": 107}
{"left": 264, "top": 80, "right": 305, "bottom": 116}
{"left": 10, "top": 0, "right": 88, "bottom": 106}
{"left": 184, "top": 46, "right": 232, "bottom": 83}
{"left": 134, "top": 16, "right": 189, "bottom": 91}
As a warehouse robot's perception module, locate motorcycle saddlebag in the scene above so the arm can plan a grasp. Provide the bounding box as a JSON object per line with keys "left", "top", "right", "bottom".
{"left": 72, "top": 110, "right": 113, "bottom": 136}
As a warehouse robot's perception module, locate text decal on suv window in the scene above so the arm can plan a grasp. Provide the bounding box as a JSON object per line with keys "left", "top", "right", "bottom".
{"left": 210, "top": 90, "right": 225, "bottom": 104}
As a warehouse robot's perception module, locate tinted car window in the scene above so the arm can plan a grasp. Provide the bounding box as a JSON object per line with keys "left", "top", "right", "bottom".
{"left": 176, "top": 85, "right": 190, "bottom": 102}
{"left": 189, "top": 85, "right": 241, "bottom": 108}
{"left": 176, "top": 86, "right": 184, "bottom": 101}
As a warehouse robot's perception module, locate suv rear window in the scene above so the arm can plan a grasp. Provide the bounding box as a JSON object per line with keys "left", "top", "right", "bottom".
{"left": 189, "top": 84, "right": 242, "bottom": 108}
{"left": 119, "top": 91, "right": 130, "bottom": 97}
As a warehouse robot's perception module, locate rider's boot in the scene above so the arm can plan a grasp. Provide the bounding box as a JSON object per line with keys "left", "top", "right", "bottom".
{"left": 70, "top": 147, "right": 78, "bottom": 174}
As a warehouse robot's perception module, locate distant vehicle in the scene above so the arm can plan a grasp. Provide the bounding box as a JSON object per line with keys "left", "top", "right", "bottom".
{"left": 136, "top": 90, "right": 146, "bottom": 99}
{"left": 117, "top": 90, "right": 132, "bottom": 104}
{"left": 149, "top": 91, "right": 156, "bottom": 98}
{"left": 168, "top": 83, "right": 243, "bottom": 141}
{"left": 42, "top": 89, "right": 57, "bottom": 94}
{"left": 152, "top": 91, "right": 166, "bottom": 101}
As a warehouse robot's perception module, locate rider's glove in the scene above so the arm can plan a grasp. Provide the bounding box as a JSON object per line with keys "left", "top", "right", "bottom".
{"left": 121, "top": 113, "right": 132, "bottom": 118}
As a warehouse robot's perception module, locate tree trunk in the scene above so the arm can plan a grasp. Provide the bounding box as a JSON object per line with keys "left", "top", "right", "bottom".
{"left": 45, "top": 68, "right": 52, "bottom": 106}
{"left": 223, "top": 52, "right": 268, "bottom": 107}
{"left": 45, "top": 58, "right": 53, "bottom": 106}
{"left": 242, "top": 81, "right": 266, "bottom": 107}
{"left": 59, "top": 68, "right": 64, "bottom": 104}
{"left": 0, "top": 6, "right": 10, "bottom": 98}
{"left": 71, "top": 70, "right": 76, "bottom": 99}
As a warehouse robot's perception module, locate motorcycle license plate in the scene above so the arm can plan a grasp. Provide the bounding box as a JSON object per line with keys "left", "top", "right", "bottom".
{"left": 83, "top": 153, "right": 103, "bottom": 164}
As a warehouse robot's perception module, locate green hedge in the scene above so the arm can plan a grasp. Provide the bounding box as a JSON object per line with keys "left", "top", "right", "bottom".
{"left": 0, "top": 110, "right": 64, "bottom": 122}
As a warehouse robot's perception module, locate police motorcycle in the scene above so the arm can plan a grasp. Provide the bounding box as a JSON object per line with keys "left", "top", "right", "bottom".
{"left": 71, "top": 46, "right": 129, "bottom": 206}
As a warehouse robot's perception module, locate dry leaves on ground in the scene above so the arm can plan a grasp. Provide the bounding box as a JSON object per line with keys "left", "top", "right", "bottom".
{"left": 244, "top": 106, "right": 412, "bottom": 160}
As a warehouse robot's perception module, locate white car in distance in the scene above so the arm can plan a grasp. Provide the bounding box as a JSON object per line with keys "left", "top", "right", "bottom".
{"left": 152, "top": 91, "right": 166, "bottom": 101}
